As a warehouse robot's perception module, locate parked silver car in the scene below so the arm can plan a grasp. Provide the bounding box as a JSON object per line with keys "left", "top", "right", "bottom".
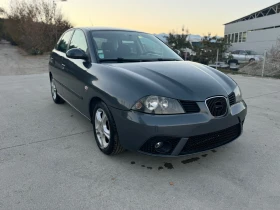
{"left": 225, "top": 50, "right": 264, "bottom": 63}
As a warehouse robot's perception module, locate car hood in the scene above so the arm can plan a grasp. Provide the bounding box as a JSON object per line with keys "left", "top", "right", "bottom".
{"left": 106, "top": 61, "right": 236, "bottom": 101}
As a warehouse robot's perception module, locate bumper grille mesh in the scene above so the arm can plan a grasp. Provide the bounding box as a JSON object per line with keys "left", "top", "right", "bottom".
{"left": 206, "top": 97, "right": 227, "bottom": 117}
{"left": 179, "top": 101, "right": 200, "bottom": 113}
{"left": 180, "top": 124, "right": 241, "bottom": 155}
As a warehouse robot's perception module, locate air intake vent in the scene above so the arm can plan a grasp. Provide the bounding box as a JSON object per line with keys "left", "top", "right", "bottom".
{"left": 179, "top": 101, "right": 200, "bottom": 114}
{"left": 228, "top": 92, "right": 236, "bottom": 106}
{"left": 180, "top": 124, "right": 241, "bottom": 155}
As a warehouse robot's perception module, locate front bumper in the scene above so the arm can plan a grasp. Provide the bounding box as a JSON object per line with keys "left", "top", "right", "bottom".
{"left": 110, "top": 100, "right": 247, "bottom": 156}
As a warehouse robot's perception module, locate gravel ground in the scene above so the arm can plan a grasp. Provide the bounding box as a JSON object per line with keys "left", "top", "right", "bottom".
{"left": 0, "top": 43, "right": 280, "bottom": 210}
{"left": 0, "top": 40, "right": 49, "bottom": 76}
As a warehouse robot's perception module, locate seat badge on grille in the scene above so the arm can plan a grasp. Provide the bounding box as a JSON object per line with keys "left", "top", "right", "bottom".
{"left": 215, "top": 101, "right": 223, "bottom": 111}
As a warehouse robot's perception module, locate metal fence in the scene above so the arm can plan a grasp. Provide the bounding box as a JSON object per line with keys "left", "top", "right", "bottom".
{"left": 239, "top": 51, "right": 280, "bottom": 77}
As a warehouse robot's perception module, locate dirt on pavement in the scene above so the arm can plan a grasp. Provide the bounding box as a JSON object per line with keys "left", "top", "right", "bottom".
{"left": 0, "top": 40, "right": 49, "bottom": 76}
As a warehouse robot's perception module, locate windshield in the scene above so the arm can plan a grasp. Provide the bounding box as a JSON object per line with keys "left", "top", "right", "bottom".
{"left": 91, "top": 30, "right": 182, "bottom": 62}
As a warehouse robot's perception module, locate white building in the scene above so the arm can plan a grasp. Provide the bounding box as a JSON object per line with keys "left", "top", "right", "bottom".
{"left": 224, "top": 2, "right": 280, "bottom": 54}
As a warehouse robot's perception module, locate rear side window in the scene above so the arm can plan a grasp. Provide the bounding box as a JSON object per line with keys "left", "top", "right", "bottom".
{"left": 69, "top": 30, "right": 88, "bottom": 53}
{"left": 56, "top": 30, "right": 73, "bottom": 53}
{"left": 232, "top": 50, "right": 240, "bottom": 55}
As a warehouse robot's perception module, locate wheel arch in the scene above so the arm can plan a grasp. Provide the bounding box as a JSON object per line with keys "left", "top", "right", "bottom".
{"left": 89, "top": 97, "right": 103, "bottom": 121}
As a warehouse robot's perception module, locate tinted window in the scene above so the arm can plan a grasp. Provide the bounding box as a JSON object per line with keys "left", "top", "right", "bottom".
{"left": 232, "top": 50, "right": 240, "bottom": 55}
{"left": 246, "top": 50, "right": 257, "bottom": 55}
{"left": 56, "top": 30, "right": 73, "bottom": 53}
{"left": 240, "top": 50, "right": 247, "bottom": 55}
{"left": 69, "top": 30, "right": 88, "bottom": 53}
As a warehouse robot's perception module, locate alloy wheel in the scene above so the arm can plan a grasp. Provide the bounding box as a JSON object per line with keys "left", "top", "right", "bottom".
{"left": 95, "top": 108, "right": 110, "bottom": 149}
{"left": 51, "top": 78, "right": 57, "bottom": 100}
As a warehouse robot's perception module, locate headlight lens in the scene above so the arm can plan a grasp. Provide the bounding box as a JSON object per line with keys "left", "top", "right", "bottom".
{"left": 132, "top": 96, "right": 185, "bottom": 114}
{"left": 233, "top": 85, "right": 242, "bottom": 103}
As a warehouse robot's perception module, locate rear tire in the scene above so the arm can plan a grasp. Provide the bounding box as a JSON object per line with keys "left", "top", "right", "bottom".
{"left": 50, "top": 77, "right": 64, "bottom": 104}
{"left": 92, "top": 101, "right": 125, "bottom": 155}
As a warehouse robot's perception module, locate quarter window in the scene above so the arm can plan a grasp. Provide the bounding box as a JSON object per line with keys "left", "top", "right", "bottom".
{"left": 56, "top": 30, "right": 73, "bottom": 53}
{"left": 69, "top": 30, "right": 88, "bottom": 53}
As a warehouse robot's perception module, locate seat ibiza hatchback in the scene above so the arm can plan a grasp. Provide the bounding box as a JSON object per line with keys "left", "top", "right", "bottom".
{"left": 49, "top": 27, "right": 247, "bottom": 156}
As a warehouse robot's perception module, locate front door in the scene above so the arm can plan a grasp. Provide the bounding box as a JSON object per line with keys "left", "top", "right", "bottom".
{"left": 50, "top": 30, "right": 74, "bottom": 98}
{"left": 63, "top": 29, "right": 91, "bottom": 115}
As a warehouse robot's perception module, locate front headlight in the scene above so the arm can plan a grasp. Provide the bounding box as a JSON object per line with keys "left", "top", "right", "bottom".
{"left": 233, "top": 85, "right": 242, "bottom": 103}
{"left": 132, "top": 96, "right": 185, "bottom": 114}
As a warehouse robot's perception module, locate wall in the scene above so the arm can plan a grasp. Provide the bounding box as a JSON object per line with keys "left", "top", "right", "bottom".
{"left": 229, "top": 28, "right": 280, "bottom": 54}
{"left": 225, "top": 13, "right": 280, "bottom": 54}
{"left": 225, "top": 13, "right": 280, "bottom": 34}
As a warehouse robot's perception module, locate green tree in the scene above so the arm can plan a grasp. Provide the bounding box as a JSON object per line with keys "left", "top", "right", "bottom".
{"left": 166, "top": 26, "right": 192, "bottom": 51}
{"left": 192, "top": 34, "right": 231, "bottom": 64}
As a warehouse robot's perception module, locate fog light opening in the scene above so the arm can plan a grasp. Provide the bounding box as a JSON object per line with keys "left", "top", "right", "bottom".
{"left": 154, "top": 141, "right": 172, "bottom": 154}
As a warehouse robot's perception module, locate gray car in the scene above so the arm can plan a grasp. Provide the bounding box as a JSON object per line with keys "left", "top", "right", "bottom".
{"left": 225, "top": 50, "right": 263, "bottom": 63}
{"left": 49, "top": 27, "right": 247, "bottom": 157}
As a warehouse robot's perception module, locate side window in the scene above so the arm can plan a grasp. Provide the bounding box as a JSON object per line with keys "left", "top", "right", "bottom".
{"left": 69, "top": 30, "right": 88, "bottom": 53}
{"left": 240, "top": 50, "right": 247, "bottom": 55}
{"left": 232, "top": 50, "right": 240, "bottom": 55}
{"left": 56, "top": 30, "right": 73, "bottom": 53}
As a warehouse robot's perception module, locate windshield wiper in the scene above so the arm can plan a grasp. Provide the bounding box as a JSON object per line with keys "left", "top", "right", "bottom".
{"left": 155, "top": 58, "right": 182, "bottom": 61}
{"left": 99, "top": 58, "right": 144, "bottom": 63}
{"left": 99, "top": 58, "right": 182, "bottom": 63}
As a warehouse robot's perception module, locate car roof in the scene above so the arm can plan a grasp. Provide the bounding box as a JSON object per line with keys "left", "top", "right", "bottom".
{"left": 73, "top": 27, "right": 147, "bottom": 34}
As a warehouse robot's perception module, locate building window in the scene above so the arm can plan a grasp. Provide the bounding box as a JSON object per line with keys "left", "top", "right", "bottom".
{"left": 239, "top": 32, "right": 242, "bottom": 42}
{"left": 234, "top": 33, "right": 238, "bottom": 43}
{"left": 228, "top": 35, "right": 230, "bottom": 43}
{"left": 242, "top": 32, "right": 247, "bottom": 42}
{"left": 225, "top": 35, "right": 228, "bottom": 43}
{"left": 231, "top": 34, "right": 234, "bottom": 43}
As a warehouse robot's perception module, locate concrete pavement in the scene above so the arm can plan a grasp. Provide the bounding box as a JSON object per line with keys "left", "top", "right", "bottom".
{"left": 0, "top": 73, "right": 280, "bottom": 210}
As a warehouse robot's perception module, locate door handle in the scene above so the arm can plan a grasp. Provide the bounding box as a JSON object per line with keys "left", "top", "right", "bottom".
{"left": 62, "top": 64, "right": 65, "bottom": 69}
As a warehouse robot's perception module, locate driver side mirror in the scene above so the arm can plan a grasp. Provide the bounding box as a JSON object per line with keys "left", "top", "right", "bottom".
{"left": 66, "top": 48, "right": 88, "bottom": 60}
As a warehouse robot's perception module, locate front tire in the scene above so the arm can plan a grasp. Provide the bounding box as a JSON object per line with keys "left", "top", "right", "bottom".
{"left": 92, "top": 101, "right": 125, "bottom": 155}
{"left": 50, "top": 77, "right": 64, "bottom": 104}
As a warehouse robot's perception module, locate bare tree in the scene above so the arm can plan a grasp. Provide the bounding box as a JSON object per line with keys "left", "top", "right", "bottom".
{"left": 4, "top": 0, "right": 72, "bottom": 54}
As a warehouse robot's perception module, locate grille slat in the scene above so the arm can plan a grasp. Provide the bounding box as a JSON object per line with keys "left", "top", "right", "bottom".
{"left": 206, "top": 97, "right": 227, "bottom": 117}
{"left": 228, "top": 92, "right": 236, "bottom": 106}
{"left": 180, "top": 124, "right": 241, "bottom": 155}
{"left": 180, "top": 101, "right": 200, "bottom": 114}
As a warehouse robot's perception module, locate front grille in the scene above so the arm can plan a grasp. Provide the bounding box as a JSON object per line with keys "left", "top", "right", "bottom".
{"left": 140, "top": 136, "right": 180, "bottom": 155}
{"left": 228, "top": 92, "right": 236, "bottom": 106}
{"left": 180, "top": 124, "right": 241, "bottom": 155}
{"left": 179, "top": 100, "right": 200, "bottom": 114}
{"left": 206, "top": 97, "right": 227, "bottom": 117}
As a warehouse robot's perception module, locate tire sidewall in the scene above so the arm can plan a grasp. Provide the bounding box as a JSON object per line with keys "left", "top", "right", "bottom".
{"left": 92, "top": 101, "right": 118, "bottom": 155}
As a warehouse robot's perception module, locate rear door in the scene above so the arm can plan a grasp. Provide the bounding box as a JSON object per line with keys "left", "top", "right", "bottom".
{"left": 49, "top": 30, "right": 74, "bottom": 98}
{"left": 62, "top": 29, "right": 91, "bottom": 114}
{"left": 231, "top": 50, "right": 240, "bottom": 61}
